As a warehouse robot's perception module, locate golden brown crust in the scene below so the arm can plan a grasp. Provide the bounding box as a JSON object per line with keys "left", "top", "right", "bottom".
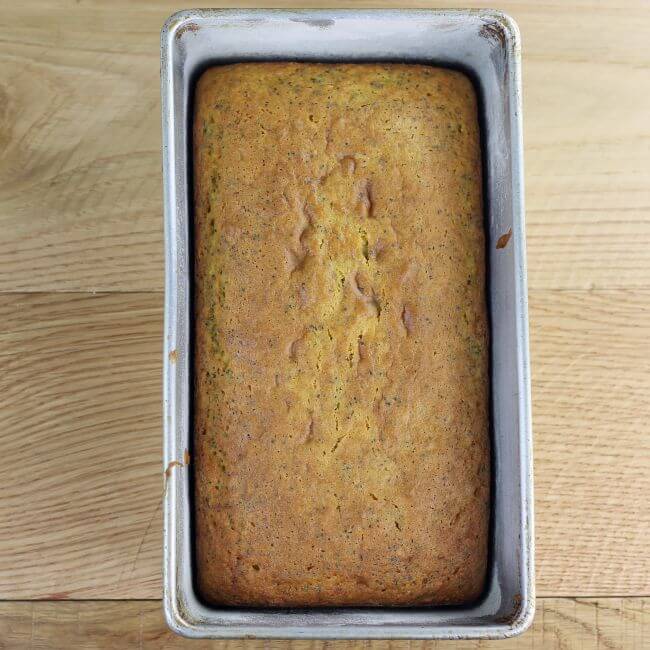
{"left": 193, "top": 63, "right": 489, "bottom": 607}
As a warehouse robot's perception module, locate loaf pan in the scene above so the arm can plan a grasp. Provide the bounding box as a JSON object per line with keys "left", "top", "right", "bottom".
{"left": 161, "top": 8, "right": 533, "bottom": 639}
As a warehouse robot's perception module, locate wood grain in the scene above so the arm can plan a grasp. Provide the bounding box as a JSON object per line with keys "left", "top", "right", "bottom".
{"left": 1, "top": 289, "right": 649, "bottom": 599}
{"left": 523, "top": 1, "right": 650, "bottom": 291}
{"left": 0, "top": 293, "right": 163, "bottom": 599}
{"left": 0, "top": 0, "right": 648, "bottom": 291}
{"left": 0, "top": 5, "right": 649, "bottom": 649}
{"left": 531, "top": 290, "right": 650, "bottom": 595}
{"left": 0, "top": 598, "right": 649, "bottom": 649}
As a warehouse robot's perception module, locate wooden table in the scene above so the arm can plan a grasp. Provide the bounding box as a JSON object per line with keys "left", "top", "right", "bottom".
{"left": 0, "top": 1, "right": 648, "bottom": 647}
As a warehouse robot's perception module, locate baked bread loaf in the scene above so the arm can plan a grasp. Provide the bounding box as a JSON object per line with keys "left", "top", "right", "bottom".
{"left": 193, "top": 63, "right": 489, "bottom": 607}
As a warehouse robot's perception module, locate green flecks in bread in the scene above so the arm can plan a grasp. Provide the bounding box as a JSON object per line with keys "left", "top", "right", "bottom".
{"left": 193, "top": 63, "right": 489, "bottom": 607}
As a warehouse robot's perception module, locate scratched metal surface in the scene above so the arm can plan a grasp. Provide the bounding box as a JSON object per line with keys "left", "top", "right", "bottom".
{"left": 161, "top": 8, "right": 533, "bottom": 639}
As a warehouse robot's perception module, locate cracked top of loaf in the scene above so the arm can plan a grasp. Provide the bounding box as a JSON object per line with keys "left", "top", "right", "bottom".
{"left": 193, "top": 62, "right": 489, "bottom": 607}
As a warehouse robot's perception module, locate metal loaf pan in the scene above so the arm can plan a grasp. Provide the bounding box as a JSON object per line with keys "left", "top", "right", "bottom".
{"left": 161, "top": 8, "right": 533, "bottom": 640}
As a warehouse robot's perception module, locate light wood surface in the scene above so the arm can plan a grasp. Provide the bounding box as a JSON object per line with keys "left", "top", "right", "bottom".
{"left": 2, "top": 289, "right": 649, "bottom": 599}
{"left": 1, "top": 599, "right": 649, "bottom": 649}
{"left": 1, "top": 0, "right": 649, "bottom": 293}
{"left": 0, "top": 0, "right": 649, "bottom": 646}
{"left": 0, "top": 293, "right": 163, "bottom": 599}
